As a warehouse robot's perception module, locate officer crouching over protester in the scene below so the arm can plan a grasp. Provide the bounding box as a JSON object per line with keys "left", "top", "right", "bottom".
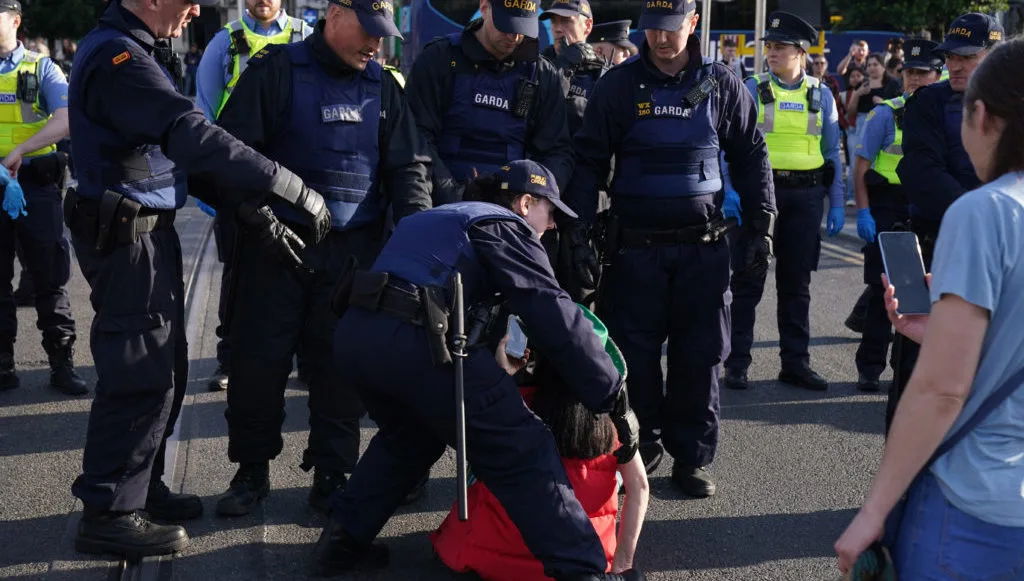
{"left": 563, "top": 0, "right": 775, "bottom": 497}
{"left": 0, "top": 0, "right": 88, "bottom": 396}
{"left": 312, "top": 159, "right": 645, "bottom": 581}
{"left": 210, "top": 0, "right": 431, "bottom": 518}
{"left": 67, "top": 0, "right": 332, "bottom": 559}
{"left": 405, "top": 0, "right": 573, "bottom": 205}
{"left": 723, "top": 11, "right": 845, "bottom": 393}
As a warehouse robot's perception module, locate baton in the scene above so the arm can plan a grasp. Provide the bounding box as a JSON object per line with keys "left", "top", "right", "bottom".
{"left": 451, "top": 272, "right": 469, "bottom": 521}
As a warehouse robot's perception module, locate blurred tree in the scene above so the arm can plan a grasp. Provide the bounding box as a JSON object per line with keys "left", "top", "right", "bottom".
{"left": 830, "top": 0, "right": 1009, "bottom": 37}
{"left": 20, "top": 0, "right": 100, "bottom": 41}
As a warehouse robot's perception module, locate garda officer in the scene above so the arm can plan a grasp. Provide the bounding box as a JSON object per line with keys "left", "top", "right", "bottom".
{"left": 565, "top": 0, "right": 776, "bottom": 496}
{"left": 405, "top": 0, "right": 573, "bottom": 204}
{"left": 588, "top": 20, "right": 638, "bottom": 67}
{"left": 195, "top": 0, "right": 313, "bottom": 120}
{"left": 889, "top": 13, "right": 1001, "bottom": 428}
{"left": 723, "top": 11, "right": 845, "bottom": 393}
{"left": 196, "top": 0, "right": 313, "bottom": 392}
{"left": 313, "top": 159, "right": 643, "bottom": 581}
{"left": 539, "top": 0, "right": 603, "bottom": 135}
{"left": 68, "top": 0, "right": 331, "bottom": 558}
{"left": 0, "top": 0, "right": 87, "bottom": 396}
{"left": 211, "top": 0, "right": 431, "bottom": 518}
{"left": 850, "top": 39, "right": 943, "bottom": 393}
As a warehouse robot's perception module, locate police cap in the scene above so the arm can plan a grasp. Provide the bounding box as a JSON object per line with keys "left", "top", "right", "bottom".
{"left": 763, "top": 11, "right": 817, "bottom": 50}
{"left": 587, "top": 20, "right": 635, "bottom": 49}
{"left": 902, "top": 38, "right": 944, "bottom": 71}
{"left": 329, "top": 0, "right": 402, "bottom": 39}
{"left": 494, "top": 160, "right": 577, "bottom": 219}
{"left": 491, "top": 0, "right": 541, "bottom": 38}
{"left": 936, "top": 13, "right": 1003, "bottom": 56}
{"left": 639, "top": 0, "right": 697, "bottom": 32}
{"left": 0, "top": 0, "right": 20, "bottom": 12}
{"left": 539, "top": 0, "right": 592, "bottom": 21}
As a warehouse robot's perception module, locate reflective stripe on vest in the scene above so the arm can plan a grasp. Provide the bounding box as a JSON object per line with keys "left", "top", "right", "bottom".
{"left": 266, "top": 41, "right": 383, "bottom": 231}
{"left": 372, "top": 202, "right": 528, "bottom": 289}
{"left": 873, "top": 96, "right": 905, "bottom": 185}
{"left": 0, "top": 52, "right": 56, "bottom": 158}
{"left": 438, "top": 33, "right": 531, "bottom": 182}
{"left": 216, "top": 17, "right": 304, "bottom": 117}
{"left": 754, "top": 74, "right": 824, "bottom": 171}
{"left": 611, "top": 63, "right": 722, "bottom": 199}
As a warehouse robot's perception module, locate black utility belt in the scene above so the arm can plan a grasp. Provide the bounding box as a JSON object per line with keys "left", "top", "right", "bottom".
{"left": 21, "top": 152, "right": 68, "bottom": 188}
{"left": 619, "top": 219, "right": 732, "bottom": 248}
{"left": 65, "top": 188, "right": 175, "bottom": 251}
{"left": 772, "top": 168, "right": 826, "bottom": 189}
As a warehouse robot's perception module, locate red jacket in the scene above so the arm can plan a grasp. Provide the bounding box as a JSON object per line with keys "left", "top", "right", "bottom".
{"left": 430, "top": 389, "right": 619, "bottom": 580}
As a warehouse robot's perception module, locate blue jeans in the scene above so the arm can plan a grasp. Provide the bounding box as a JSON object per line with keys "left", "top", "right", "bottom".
{"left": 895, "top": 472, "right": 1024, "bottom": 580}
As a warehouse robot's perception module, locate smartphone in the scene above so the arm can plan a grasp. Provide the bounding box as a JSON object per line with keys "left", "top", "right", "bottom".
{"left": 505, "top": 315, "right": 528, "bottom": 359}
{"left": 878, "top": 231, "right": 931, "bottom": 315}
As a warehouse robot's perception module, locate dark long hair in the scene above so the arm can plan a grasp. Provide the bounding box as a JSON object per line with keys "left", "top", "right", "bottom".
{"left": 530, "top": 356, "right": 616, "bottom": 460}
{"left": 463, "top": 174, "right": 520, "bottom": 209}
{"left": 964, "top": 38, "right": 1024, "bottom": 181}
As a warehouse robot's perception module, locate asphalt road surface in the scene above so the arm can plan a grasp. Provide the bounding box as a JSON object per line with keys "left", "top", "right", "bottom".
{"left": 0, "top": 205, "right": 882, "bottom": 581}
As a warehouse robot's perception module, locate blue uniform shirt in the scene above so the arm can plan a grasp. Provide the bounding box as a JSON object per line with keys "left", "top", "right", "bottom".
{"left": 724, "top": 72, "right": 844, "bottom": 209}
{"left": 854, "top": 95, "right": 902, "bottom": 163}
{"left": 0, "top": 42, "right": 68, "bottom": 116}
{"left": 195, "top": 10, "right": 312, "bottom": 120}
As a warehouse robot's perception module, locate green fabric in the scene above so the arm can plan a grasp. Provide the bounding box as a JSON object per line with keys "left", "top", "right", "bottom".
{"left": 576, "top": 304, "right": 628, "bottom": 380}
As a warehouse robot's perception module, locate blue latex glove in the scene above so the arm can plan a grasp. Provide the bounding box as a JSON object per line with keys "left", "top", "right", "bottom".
{"left": 856, "top": 208, "right": 876, "bottom": 243}
{"left": 195, "top": 199, "right": 216, "bottom": 218}
{"left": 826, "top": 206, "right": 845, "bottom": 237}
{"left": 722, "top": 189, "right": 742, "bottom": 225}
{"left": 1, "top": 174, "right": 26, "bottom": 220}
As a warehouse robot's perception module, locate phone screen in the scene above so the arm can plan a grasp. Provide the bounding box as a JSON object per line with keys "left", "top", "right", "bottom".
{"left": 505, "top": 316, "right": 528, "bottom": 360}
{"left": 878, "top": 232, "right": 931, "bottom": 315}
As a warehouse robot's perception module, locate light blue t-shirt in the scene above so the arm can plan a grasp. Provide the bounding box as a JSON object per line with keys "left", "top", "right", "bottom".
{"left": 929, "top": 170, "right": 1024, "bottom": 527}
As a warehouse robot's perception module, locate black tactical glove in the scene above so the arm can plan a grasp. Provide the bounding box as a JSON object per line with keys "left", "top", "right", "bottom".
{"left": 269, "top": 167, "right": 331, "bottom": 244}
{"left": 611, "top": 385, "right": 640, "bottom": 464}
{"left": 563, "top": 220, "right": 600, "bottom": 289}
{"left": 557, "top": 41, "right": 604, "bottom": 72}
{"left": 237, "top": 202, "right": 306, "bottom": 269}
{"left": 743, "top": 232, "right": 773, "bottom": 280}
{"left": 433, "top": 177, "right": 467, "bottom": 206}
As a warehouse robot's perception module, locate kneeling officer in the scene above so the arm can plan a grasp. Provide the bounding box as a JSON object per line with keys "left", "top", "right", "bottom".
{"left": 313, "top": 160, "right": 644, "bottom": 581}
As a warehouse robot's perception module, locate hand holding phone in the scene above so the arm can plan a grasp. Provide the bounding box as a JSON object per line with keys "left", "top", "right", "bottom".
{"left": 505, "top": 316, "right": 528, "bottom": 360}
{"left": 878, "top": 232, "right": 931, "bottom": 316}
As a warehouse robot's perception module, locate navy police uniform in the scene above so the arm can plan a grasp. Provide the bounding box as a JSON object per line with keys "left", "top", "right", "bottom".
{"left": 406, "top": 1, "right": 573, "bottom": 204}
{"left": 67, "top": 0, "right": 330, "bottom": 556}
{"left": 316, "top": 160, "right": 627, "bottom": 578}
{"left": 540, "top": 0, "right": 606, "bottom": 136}
{"left": 725, "top": 11, "right": 846, "bottom": 393}
{"left": 850, "top": 39, "right": 943, "bottom": 392}
{"left": 587, "top": 19, "right": 638, "bottom": 58}
{"left": 211, "top": 7, "right": 430, "bottom": 515}
{"left": 888, "top": 14, "right": 1000, "bottom": 429}
{"left": 565, "top": 0, "right": 775, "bottom": 494}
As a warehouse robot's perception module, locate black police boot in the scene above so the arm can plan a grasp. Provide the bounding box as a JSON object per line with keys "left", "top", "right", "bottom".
{"left": 0, "top": 352, "right": 19, "bottom": 391}
{"left": 207, "top": 364, "right": 229, "bottom": 392}
{"left": 308, "top": 468, "right": 347, "bottom": 513}
{"left": 638, "top": 441, "right": 664, "bottom": 475}
{"left": 671, "top": 464, "right": 716, "bottom": 498}
{"left": 856, "top": 373, "right": 881, "bottom": 392}
{"left": 778, "top": 365, "right": 829, "bottom": 391}
{"left": 311, "top": 519, "right": 389, "bottom": 577}
{"left": 401, "top": 473, "right": 428, "bottom": 505}
{"left": 216, "top": 462, "right": 270, "bottom": 517}
{"left": 844, "top": 309, "right": 865, "bottom": 334}
{"left": 75, "top": 509, "right": 189, "bottom": 559}
{"left": 723, "top": 367, "right": 749, "bottom": 390}
{"left": 146, "top": 480, "right": 203, "bottom": 521}
{"left": 555, "top": 570, "right": 647, "bottom": 581}
{"left": 47, "top": 343, "right": 89, "bottom": 396}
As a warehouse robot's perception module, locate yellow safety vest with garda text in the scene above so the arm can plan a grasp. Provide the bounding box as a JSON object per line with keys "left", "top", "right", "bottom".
{"left": 872, "top": 96, "right": 905, "bottom": 185}
{"left": 0, "top": 51, "right": 56, "bottom": 158}
{"left": 753, "top": 73, "right": 824, "bottom": 171}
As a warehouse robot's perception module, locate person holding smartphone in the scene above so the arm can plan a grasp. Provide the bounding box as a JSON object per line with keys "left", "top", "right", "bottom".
{"left": 313, "top": 159, "right": 644, "bottom": 581}
{"left": 836, "top": 38, "right": 1024, "bottom": 578}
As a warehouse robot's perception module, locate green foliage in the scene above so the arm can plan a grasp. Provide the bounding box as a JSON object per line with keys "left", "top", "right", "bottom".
{"left": 831, "top": 0, "right": 1009, "bottom": 37}
{"left": 20, "top": 0, "right": 101, "bottom": 41}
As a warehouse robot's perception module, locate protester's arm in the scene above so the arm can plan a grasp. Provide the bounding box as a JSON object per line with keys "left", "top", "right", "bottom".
{"left": 613, "top": 453, "right": 649, "bottom": 573}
